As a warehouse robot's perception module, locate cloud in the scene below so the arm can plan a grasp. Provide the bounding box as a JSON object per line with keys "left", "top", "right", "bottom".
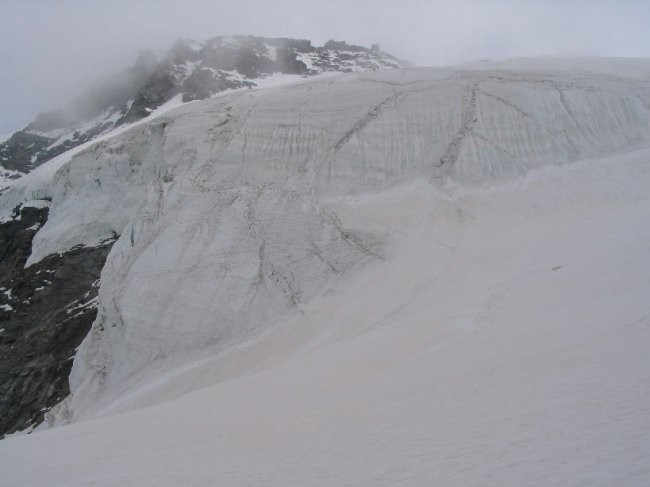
{"left": 2, "top": 0, "right": 650, "bottom": 134}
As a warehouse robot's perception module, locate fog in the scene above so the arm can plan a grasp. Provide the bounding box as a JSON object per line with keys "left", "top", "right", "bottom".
{"left": 2, "top": 0, "right": 650, "bottom": 136}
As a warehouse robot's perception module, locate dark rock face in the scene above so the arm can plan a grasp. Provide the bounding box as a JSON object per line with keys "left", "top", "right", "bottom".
{"left": 323, "top": 39, "right": 367, "bottom": 52}
{"left": 120, "top": 68, "right": 179, "bottom": 123}
{"left": 0, "top": 132, "right": 52, "bottom": 173}
{"left": 182, "top": 69, "right": 254, "bottom": 102}
{"left": 0, "top": 36, "right": 401, "bottom": 181}
{"left": 0, "top": 205, "right": 113, "bottom": 437}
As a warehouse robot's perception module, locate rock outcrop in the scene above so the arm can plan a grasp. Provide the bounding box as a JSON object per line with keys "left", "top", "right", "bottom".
{"left": 0, "top": 204, "right": 113, "bottom": 436}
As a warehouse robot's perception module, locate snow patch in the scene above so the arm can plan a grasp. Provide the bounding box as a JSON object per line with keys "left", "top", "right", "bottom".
{"left": 264, "top": 43, "right": 278, "bottom": 61}
{"left": 66, "top": 296, "right": 99, "bottom": 314}
{"left": 296, "top": 51, "right": 317, "bottom": 70}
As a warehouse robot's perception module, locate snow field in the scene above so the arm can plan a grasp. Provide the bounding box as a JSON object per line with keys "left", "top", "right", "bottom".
{"left": 1, "top": 60, "right": 650, "bottom": 485}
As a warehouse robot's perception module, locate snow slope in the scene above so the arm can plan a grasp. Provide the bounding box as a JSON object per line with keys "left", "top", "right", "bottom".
{"left": 1, "top": 60, "right": 650, "bottom": 485}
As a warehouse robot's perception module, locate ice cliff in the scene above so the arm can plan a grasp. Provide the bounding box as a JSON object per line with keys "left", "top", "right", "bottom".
{"left": 2, "top": 58, "right": 650, "bottom": 428}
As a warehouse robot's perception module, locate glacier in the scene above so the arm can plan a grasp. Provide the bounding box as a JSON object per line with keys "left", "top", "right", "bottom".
{"left": 1, "top": 59, "right": 650, "bottom": 485}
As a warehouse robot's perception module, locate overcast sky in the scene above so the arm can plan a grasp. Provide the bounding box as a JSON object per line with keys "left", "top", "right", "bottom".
{"left": 2, "top": 0, "right": 650, "bottom": 136}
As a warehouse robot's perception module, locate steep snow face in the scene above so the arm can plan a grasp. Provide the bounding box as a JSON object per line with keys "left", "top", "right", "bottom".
{"left": 2, "top": 63, "right": 650, "bottom": 423}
